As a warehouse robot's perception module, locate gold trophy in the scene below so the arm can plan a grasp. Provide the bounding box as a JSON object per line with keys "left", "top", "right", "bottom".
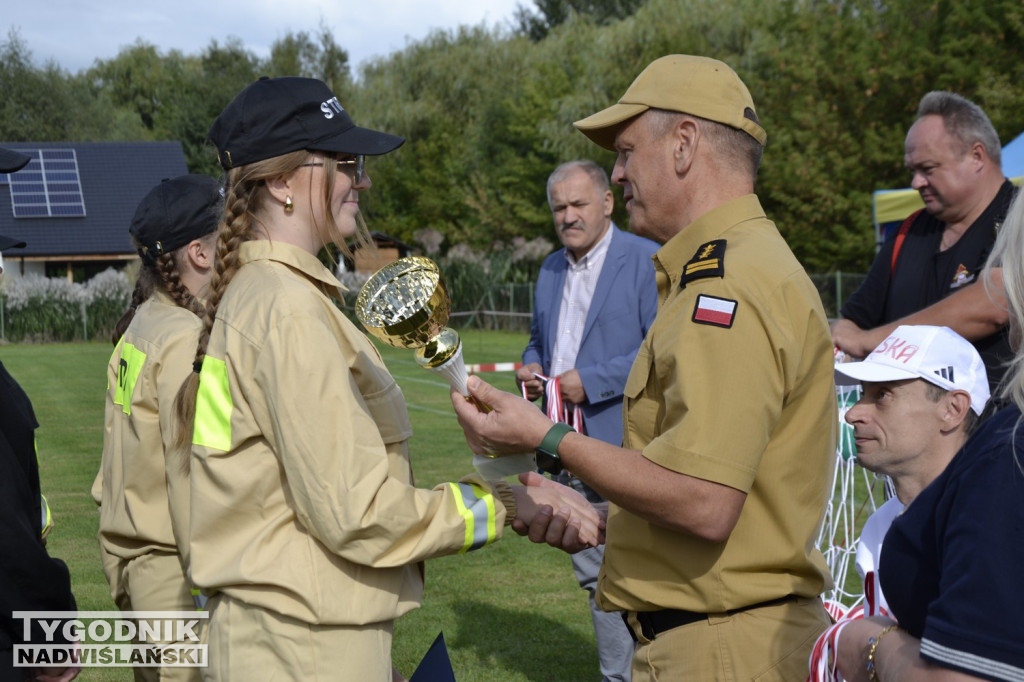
{"left": 356, "top": 256, "right": 536, "bottom": 478}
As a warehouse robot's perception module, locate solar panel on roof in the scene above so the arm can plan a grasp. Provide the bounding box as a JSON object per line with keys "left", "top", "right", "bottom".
{"left": 4, "top": 149, "right": 87, "bottom": 218}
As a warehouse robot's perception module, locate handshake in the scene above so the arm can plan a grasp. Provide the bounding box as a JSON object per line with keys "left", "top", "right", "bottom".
{"left": 507, "top": 471, "right": 607, "bottom": 553}
{"left": 452, "top": 374, "right": 608, "bottom": 553}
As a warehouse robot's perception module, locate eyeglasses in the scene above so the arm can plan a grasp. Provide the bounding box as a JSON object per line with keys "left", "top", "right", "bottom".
{"left": 300, "top": 155, "right": 366, "bottom": 184}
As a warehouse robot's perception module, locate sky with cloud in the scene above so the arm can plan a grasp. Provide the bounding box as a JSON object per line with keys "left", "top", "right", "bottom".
{"left": 5, "top": 0, "right": 524, "bottom": 75}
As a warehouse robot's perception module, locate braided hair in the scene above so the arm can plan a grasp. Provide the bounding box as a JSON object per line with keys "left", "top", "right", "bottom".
{"left": 111, "top": 243, "right": 207, "bottom": 345}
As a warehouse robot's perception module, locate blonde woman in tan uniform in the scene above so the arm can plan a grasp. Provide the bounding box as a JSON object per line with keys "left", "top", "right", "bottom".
{"left": 173, "top": 77, "right": 602, "bottom": 681}
{"left": 92, "top": 175, "right": 222, "bottom": 681}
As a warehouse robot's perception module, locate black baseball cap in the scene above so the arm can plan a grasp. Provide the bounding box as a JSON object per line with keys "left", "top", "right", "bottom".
{"left": 130, "top": 175, "right": 223, "bottom": 265}
{"left": 208, "top": 77, "right": 405, "bottom": 170}
{"left": 0, "top": 234, "right": 26, "bottom": 251}
{"left": 0, "top": 147, "right": 31, "bottom": 174}
{"left": 1, "top": 148, "right": 31, "bottom": 252}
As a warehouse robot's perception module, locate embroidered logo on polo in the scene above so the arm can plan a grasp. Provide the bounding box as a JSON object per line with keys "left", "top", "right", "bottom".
{"left": 692, "top": 294, "right": 737, "bottom": 328}
{"left": 949, "top": 264, "right": 975, "bottom": 289}
{"left": 681, "top": 239, "right": 726, "bottom": 288}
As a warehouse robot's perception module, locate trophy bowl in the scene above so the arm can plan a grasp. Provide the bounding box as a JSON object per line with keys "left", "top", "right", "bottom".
{"left": 356, "top": 256, "right": 467, "bottom": 394}
{"left": 355, "top": 256, "right": 536, "bottom": 478}
{"left": 356, "top": 257, "right": 448, "bottom": 350}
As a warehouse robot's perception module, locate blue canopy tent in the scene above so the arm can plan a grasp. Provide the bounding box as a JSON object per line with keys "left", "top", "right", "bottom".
{"left": 871, "top": 131, "right": 1024, "bottom": 249}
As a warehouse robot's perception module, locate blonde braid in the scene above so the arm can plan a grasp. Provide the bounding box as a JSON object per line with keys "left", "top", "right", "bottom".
{"left": 171, "top": 151, "right": 315, "bottom": 467}
{"left": 158, "top": 250, "right": 204, "bottom": 318}
{"left": 112, "top": 239, "right": 203, "bottom": 345}
{"left": 111, "top": 274, "right": 153, "bottom": 345}
{"left": 171, "top": 171, "right": 258, "bottom": 467}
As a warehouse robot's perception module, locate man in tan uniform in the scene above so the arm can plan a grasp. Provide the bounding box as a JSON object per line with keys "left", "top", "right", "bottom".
{"left": 453, "top": 55, "right": 836, "bottom": 681}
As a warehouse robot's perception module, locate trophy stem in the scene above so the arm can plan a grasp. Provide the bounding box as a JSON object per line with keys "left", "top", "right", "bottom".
{"left": 416, "top": 331, "right": 469, "bottom": 396}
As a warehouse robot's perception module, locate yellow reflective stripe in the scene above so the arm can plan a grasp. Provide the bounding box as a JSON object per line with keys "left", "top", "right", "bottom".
{"left": 113, "top": 342, "right": 147, "bottom": 416}
{"left": 40, "top": 493, "right": 52, "bottom": 539}
{"left": 447, "top": 481, "right": 498, "bottom": 553}
{"left": 193, "top": 357, "right": 232, "bottom": 452}
{"left": 190, "top": 588, "right": 208, "bottom": 611}
{"left": 35, "top": 438, "right": 52, "bottom": 538}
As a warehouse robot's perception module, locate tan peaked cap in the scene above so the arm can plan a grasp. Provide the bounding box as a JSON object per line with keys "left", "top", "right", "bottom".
{"left": 574, "top": 55, "right": 767, "bottom": 150}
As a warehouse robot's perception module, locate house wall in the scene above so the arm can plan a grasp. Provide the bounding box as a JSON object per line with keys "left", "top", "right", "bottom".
{"left": 0, "top": 256, "right": 132, "bottom": 282}
{"left": 355, "top": 246, "right": 400, "bottom": 274}
{"left": 0, "top": 259, "right": 45, "bottom": 280}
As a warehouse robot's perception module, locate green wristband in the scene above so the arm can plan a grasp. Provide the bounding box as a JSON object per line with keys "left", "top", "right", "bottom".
{"left": 535, "top": 422, "right": 573, "bottom": 475}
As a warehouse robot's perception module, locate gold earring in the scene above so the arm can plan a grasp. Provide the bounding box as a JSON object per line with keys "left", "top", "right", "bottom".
{"left": 284, "top": 196, "right": 294, "bottom": 213}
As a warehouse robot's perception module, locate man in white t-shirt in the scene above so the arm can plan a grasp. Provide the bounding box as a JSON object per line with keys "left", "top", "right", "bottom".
{"left": 836, "top": 324, "right": 989, "bottom": 616}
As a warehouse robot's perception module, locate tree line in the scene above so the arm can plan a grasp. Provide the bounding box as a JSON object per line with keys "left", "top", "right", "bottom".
{"left": 2, "top": 0, "right": 1022, "bottom": 272}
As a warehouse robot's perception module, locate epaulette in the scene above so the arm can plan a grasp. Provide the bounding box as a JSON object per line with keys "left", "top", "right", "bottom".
{"left": 681, "top": 239, "right": 726, "bottom": 288}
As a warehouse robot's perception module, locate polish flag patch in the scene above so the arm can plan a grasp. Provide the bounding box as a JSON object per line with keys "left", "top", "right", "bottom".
{"left": 692, "top": 294, "right": 737, "bottom": 328}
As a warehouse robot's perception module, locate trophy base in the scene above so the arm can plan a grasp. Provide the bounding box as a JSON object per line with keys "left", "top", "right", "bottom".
{"left": 473, "top": 453, "right": 537, "bottom": 479}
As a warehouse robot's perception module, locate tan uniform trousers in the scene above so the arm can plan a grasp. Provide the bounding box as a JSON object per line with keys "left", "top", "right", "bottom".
{"left": 113, "top": 552, "right": 204, "bottom": 682}
{"left": 626, "top": 597, "right": 831, "bottom": 682}
{"left": 203, "top": 593, "right": 393, "bottom": 682}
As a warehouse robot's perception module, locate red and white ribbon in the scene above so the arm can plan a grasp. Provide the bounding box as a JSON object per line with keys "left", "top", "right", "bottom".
{"left": 808, "top": 618, "right": 851, "bottom": 682}
{"left": 523, "top": 372, "right": 584, "bottom": 434}
{"left": 808, "top": 601, "right": 889, "bottom": 682}
{"left": 468, "top": 361, "right": 523, "bottom": 374}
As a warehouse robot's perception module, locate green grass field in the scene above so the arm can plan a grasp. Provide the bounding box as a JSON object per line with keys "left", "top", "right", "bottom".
{"left": 3, "top": 330, "right": 600, "bottom": 682}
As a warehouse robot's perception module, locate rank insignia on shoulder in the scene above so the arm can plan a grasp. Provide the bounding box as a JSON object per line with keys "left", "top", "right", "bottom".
{"left": 692, "top": 294, "right": 737, "bottom": 328}
{"left": 681, "top": 239, "right": 726, "bottom": 288}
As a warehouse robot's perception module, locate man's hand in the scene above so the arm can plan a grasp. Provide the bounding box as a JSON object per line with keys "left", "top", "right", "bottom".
{"left": 556, "top": 369, "right": 587, "bottom": 405}
{"left": 515, "top": 363, "right": 544, "bottom": 401}
{"left": 830, "top": 318, "right": 889, "bottom": 359}
{"left": 510, "top": 472, "right": 605, "bottom": 551}
{"left": 452, "top": 376, "right": 553, "bottom": 456}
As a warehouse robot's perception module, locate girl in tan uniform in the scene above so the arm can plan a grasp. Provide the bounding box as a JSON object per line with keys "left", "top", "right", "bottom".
{"left": 173, "top": 77, "right": 601, "bottom": 681}
{"left": 92, "top": 174, "right": 222, "bottom": 682}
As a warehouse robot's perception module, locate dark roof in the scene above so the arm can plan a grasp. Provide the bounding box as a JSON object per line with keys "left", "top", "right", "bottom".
{"left": 0, "top": 141, "right": 190, "bottom": 257}
{"left": 363, "top": 231, "right": 413, "bottom": 252}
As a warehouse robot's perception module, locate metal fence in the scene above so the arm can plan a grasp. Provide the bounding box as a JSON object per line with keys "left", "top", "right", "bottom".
{"left": 809, "top": 272, "right": 868, "bottom": 320}
{"left": 443, "top": 273, "right": 867, "bottom": 330}
{"left": 3, "top": 274, "right": 866, "bottom": 342}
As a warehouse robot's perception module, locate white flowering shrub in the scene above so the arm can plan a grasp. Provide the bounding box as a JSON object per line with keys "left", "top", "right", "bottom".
{"left": 1, "top": 275, "right": 83, "bottom": 341}
{"left": 412, "top": 228, "right": 445, "bottom": 256}
{"left": 337, "top": 270, "right": 372, "bottom": 323}
{"left": 84, "top": 268, "right": 132, "bottom": 341}
{"left": 510, "top": 236, "right": 554, "bottom": 264}
{"left": 338, "top": 270, "right": 371, "bottom": 294}
{"left": 0, "top": 268, "right": 131, "bottom": 342}
{"left": 439, "top": 245, "right": 491, "bottom": 313}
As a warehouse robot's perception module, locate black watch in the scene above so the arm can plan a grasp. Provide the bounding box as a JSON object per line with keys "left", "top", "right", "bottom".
{"left": 535, "top": 423, "right": 573, "bottom": 475}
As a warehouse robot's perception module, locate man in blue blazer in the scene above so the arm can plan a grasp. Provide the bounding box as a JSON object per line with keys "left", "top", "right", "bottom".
{"left": 517, "top": 160, "right": 658, "bottom": 682}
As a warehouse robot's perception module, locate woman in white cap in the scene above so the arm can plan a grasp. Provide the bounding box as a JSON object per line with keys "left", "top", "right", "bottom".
{"left": 824, "top": 192, "right": 1024, "bottom": 680}
{"left": 92, "top": 174, "right": 222, "bottom": 682}
{"left": 173, "top": 77, "right": 601, "bottom": 681}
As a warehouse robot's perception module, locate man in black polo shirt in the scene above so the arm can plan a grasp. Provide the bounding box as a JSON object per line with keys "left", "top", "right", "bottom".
{"left": 832, "top": 91, "right": 1014, "bottom": 397}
